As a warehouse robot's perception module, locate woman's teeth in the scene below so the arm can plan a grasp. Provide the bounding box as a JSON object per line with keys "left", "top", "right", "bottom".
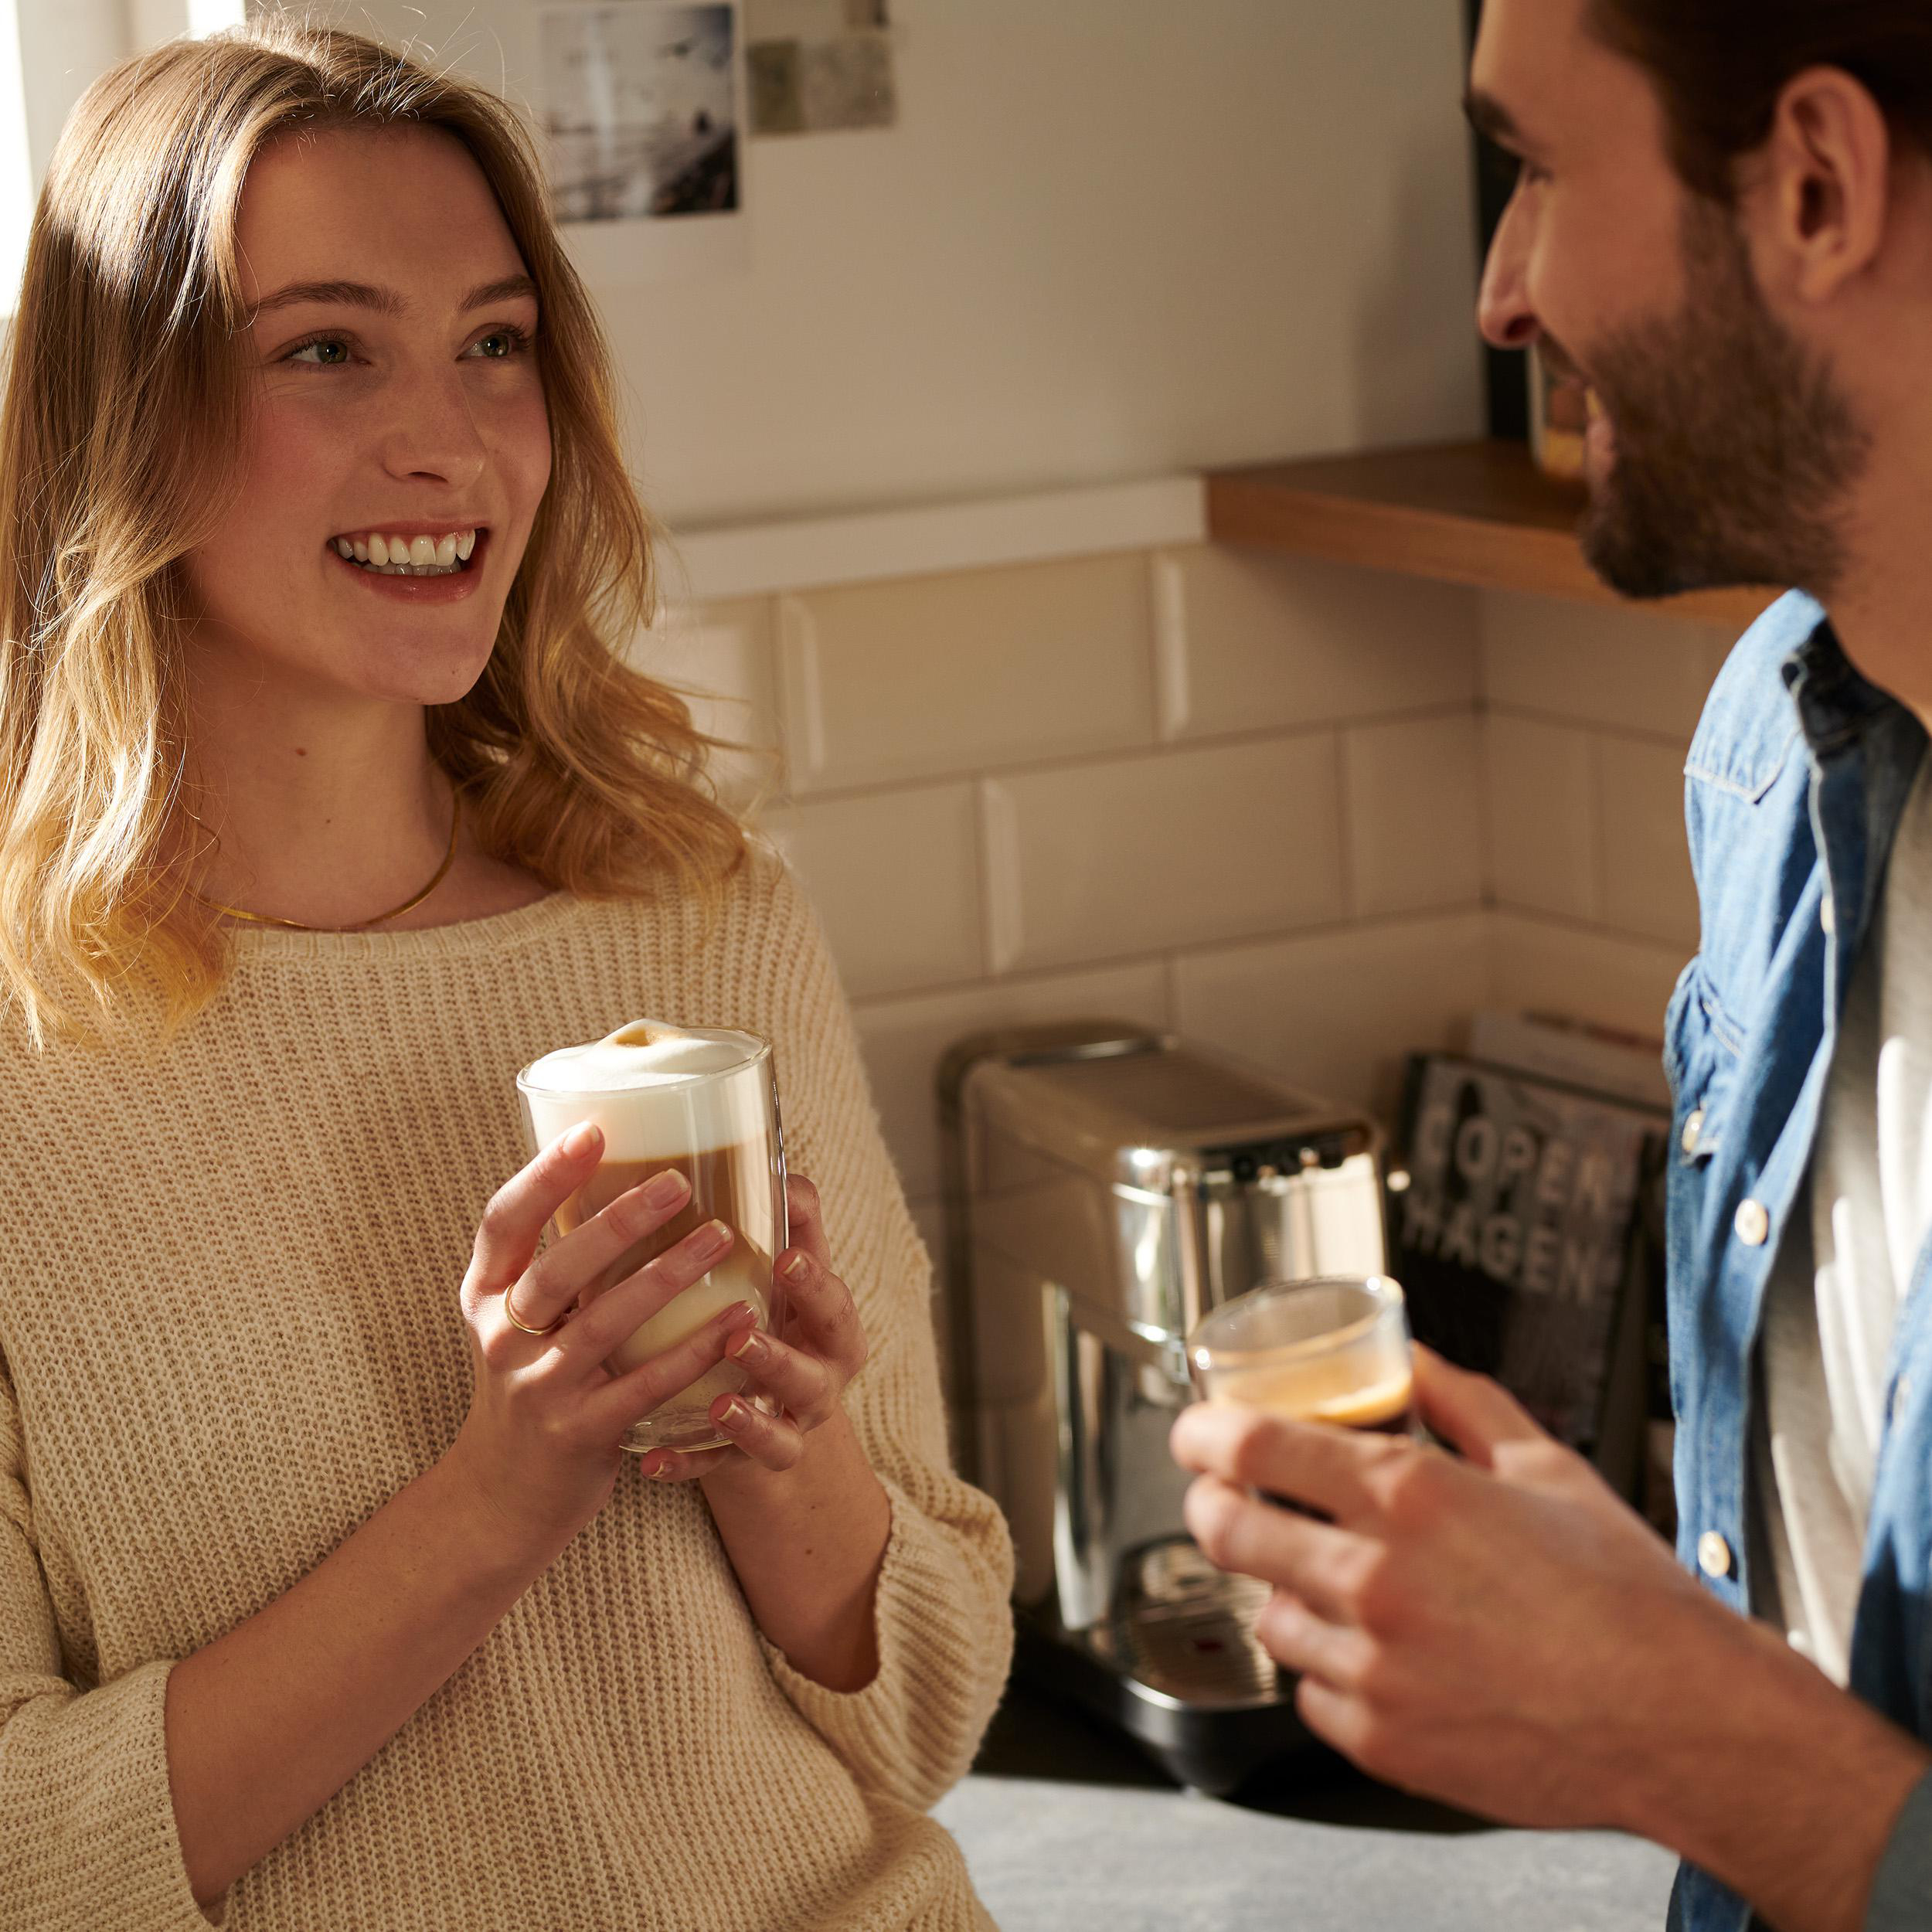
{"left": 332, "top": 529, "right": 479, "bottom": 575}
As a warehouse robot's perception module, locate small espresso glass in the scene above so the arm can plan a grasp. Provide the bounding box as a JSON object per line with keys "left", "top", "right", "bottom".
{"left": 517, "top": 1021, "right": 788, "bottom": 1454}
{"left": 1187, "top": 1275, "right": 1419, "bottom": 1439}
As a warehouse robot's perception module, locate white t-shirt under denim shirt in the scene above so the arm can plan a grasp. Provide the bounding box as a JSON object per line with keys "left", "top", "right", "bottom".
{"left": 1750, "top": 759, "right": 1932, "bottom": 1685}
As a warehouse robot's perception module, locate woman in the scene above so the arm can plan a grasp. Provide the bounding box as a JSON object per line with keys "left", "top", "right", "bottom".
{"left": 0, "top": 19, "right": 1012, "bottom": 1930}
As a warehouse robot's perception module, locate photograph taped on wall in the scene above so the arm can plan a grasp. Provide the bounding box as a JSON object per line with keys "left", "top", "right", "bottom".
{"left": 746, "top": 0, "right": 896, "bottom": 136}
{"left": 538, "top": 1, "right": 749, "bottom": 283}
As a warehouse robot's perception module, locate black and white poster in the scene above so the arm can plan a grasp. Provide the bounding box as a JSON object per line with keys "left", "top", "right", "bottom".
{"left": 1393, "top": 1053, "right": 1665, "bottom": 1458}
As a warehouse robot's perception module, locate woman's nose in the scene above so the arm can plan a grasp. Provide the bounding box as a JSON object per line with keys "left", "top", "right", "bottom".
{"left": 379, "top": 370, "right": 488, "bottom": 490}
{"left": 1476, "top": 188, "right": 1539, "bottom": 352}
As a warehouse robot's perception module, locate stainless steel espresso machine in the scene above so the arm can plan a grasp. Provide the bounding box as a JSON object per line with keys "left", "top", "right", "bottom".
{"left": 939, "top": 1023, "right": 1388, "bottom": 1794}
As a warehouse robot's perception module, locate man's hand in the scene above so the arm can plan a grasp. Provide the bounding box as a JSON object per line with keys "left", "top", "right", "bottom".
{"left": 1171, "top": 1348, "right": 1932, "bottom": 1932}
{"left": 1172, "top": 1345, "right": 1731, "bottom": 1831}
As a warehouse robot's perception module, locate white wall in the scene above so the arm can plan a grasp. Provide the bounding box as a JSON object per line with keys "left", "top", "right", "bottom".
{"left": 262, "top": 0, "right": 1484, "bottom": 527}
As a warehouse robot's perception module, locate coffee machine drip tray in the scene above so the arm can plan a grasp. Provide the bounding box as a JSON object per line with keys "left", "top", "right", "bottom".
{"left": 1087, "top": 1538, "right": 1279, "bottom": 1710}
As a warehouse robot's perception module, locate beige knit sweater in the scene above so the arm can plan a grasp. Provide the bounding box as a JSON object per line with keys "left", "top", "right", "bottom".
{"left": 0, "top": 849, "right": 1013, "bottom": 1931}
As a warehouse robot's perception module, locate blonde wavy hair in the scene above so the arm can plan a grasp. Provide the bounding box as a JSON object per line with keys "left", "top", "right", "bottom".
{"left": 0, "top": 18, "right": 745, "bottom": 1047}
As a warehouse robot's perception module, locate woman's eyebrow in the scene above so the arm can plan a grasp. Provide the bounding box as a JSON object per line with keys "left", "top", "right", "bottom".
{"left": 248, "top": 274, "right": 539, "bottom": 321}
{"left": 461, "top": 274, "right": 539, "bottom": 311}
{"left": 250, "top": 277, "right": 403, "bottom": 320}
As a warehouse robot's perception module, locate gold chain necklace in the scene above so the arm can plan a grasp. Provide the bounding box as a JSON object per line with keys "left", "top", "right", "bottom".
{"left": 191, "top": 789, "right": 462, "bottom": 933}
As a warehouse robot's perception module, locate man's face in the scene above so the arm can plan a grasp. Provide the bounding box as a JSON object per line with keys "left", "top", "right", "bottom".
{"left": 1471, "top": 0, "right": 1866, "bottom": 599}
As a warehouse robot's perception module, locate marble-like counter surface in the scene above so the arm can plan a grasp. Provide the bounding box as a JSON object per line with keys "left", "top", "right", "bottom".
{"left": 934, "top": 1690, "right": 1678, "bottom": 1932}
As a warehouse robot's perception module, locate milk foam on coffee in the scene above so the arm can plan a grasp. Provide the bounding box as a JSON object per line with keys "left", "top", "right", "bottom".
{"left": 519, "top": 1020, "right": 769, "bottom": 1162}
{"left": 519, "top": 1021, "right": 781, "bottom": 1413}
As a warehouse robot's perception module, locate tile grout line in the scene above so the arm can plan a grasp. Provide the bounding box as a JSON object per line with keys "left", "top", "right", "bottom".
{"left": 1484, "top": 699, "right": 1702, "bottom": 752}
{"left": 1492, "top": 900, "right": 1696, "bottom": 958}
{"left": 763, "top": 702, "right": 1487, "bottom": 811}
{"left": 847, "top": 903, "right": 1496, "bottom": 1017}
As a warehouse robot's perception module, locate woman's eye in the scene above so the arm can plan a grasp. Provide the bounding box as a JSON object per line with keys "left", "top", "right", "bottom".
{"left": 287, "top": 337, "right": 352, "bottom": 366}
{"left": 467, "top": 327, "right": 531, "bottom": 360}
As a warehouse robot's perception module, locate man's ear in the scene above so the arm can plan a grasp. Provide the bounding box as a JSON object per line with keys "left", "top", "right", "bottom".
{"left": 1753, "top": 65, "right": 1893, "bottom": 305}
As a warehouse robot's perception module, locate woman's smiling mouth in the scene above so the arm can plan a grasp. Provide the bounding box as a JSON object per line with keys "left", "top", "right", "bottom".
{"left": 330, "top": 526, "right": 483, "bottom": 576}
{"left": 326, "top": 526, "right": 491, "bottom": 601}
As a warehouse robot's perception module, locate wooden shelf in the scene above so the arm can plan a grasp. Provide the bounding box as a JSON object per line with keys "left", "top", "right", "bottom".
{"left": 1206, "top": 440, "right": 1777, "bottom": 631}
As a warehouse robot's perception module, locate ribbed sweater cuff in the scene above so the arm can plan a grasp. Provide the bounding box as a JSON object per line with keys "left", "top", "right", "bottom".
{"left": 4, "top": 1657, "right": 219, "bottom": 1930}
{"left": 757, "top": 1481, "right": 1007, "bottom": 1804}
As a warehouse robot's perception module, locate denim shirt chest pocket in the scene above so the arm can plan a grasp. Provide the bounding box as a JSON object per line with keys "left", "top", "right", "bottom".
{"left": 1667, "top": 704, "right": 1804, "bottom": 1140}
{"left": 1662, "top": 705, "right": 1806, "bottom": 1425}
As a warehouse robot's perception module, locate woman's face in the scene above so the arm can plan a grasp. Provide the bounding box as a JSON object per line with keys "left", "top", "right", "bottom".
{"left": 184, "top": 124, "right": 553, "bottom": 709}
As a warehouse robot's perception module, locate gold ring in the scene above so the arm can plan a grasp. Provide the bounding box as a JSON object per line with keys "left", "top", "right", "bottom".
{"left": 502, "top": 1291, "right": 564, "bottom": 1337}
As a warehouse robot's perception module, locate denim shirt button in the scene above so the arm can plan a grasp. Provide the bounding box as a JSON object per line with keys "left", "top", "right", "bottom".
{"left": 1697, "top": 1531, "right": 1735, "bottom": 1579}
{"left": 1734, "top": 1199, "right": 1771, "bottom": 1247}
{"left": 1821, "top": 893, "right": 1836, "bottom": 937}
{"left": 1682, "top": 1109, "right": 1706, "bottom": 1158}
{"left": 1893, "top": 1373, "right": 1913, "bottom": 1426}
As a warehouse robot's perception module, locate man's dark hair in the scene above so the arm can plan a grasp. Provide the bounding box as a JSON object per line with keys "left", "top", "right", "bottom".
{"left": 1589, "top": 2, "right": 1932, "bottom": 201}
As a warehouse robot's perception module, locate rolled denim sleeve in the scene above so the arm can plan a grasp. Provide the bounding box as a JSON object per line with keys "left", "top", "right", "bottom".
{"left": 1867, "top": 1767, "right": 1932, "bottom": 1928}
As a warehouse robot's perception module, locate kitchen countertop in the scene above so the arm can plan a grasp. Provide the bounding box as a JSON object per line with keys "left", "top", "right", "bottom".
{"left": 934, "top": 1689, "right": 1679, "bottom": 1932}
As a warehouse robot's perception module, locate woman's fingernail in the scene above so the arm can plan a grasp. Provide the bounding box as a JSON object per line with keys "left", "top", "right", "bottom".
{"left": 643, "top": 1168, "right": 687, "bottom": 1209}
{"left": 730, "top": 1328, "right": 767, "bottom": 1363}
{"left": 699, "top": 1219, "right": 733, "bottom": 1257}
{"left": 783, "top": 1251, "right": 811, "bottom": 1283}
{"left": 563, "top": 1121, "right": 600, "bottom": 1157}
{"left": 717, "top": 1396, "right": 748, "bottom": 1428}
{"left": 720, "top": 1301, "right": 757, "bottom": 1330}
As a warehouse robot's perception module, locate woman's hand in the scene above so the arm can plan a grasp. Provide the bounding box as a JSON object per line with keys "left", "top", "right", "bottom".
{"left": 444, "top": 1122, "right": 758, "bottom": 1563}
{"left": 637, "top": 1175, "right": 869, "bottom": 1482}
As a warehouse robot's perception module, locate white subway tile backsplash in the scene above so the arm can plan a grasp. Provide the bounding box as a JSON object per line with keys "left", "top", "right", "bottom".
{"left": 852, "top": 961, "right": 1172, "bottom": 1199}
{"left": 777, "top": 554, "right": 1157, "bottom": 792}
{"left": 765, "top": 785, "right": 982, "bottom": 999}
{"left": 633, "top": 596, "right": 783, "bottom": 807}
{"left": 982, "top": 736, "right": 1344, "bottom": 975}
{"left": 1488, "top": 911, "right": 1690, "bottom": 1041}
{"left": 1596, "top": 734, "right": 1699, "bottom": 948}
{"left": 1343, "top": 714, "right": 1485, "bottom": 917}
{"left": 1481, "top": 590, "right": 1726, "bottom": 741}
{"left": 628, "top": 537, "right": 1736, "bottom": 1193}
{"left": 1173, "top": 915, "right": 1490, "bottom": 1125}
{"left": 1484, "top": 713, "right": 1598, "bottom": 921}
{"left": 1151, "top": 547, "right": 1480, "bottom": 741}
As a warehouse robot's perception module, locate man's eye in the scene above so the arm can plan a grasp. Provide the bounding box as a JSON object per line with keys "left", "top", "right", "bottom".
{"left": 287, "top": 337, "right": 353, "bottom": 366}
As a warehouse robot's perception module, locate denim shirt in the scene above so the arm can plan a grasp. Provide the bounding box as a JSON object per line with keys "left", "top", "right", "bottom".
{"left": 1662, "top": 593, "right": 1932, "bottom": 1932}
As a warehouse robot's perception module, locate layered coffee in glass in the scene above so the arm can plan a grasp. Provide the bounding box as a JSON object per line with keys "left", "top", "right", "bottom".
{"left": 1187, "top": 1275, "right": 1417, "bottom": 1437}
{"left": 517, "top": 1019, "right": 787, "bottom": 1453}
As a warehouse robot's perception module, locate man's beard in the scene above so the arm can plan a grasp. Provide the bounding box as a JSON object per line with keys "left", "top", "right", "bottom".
{"left": 1569, "top": 196, "right": 1869, "bottom": 602}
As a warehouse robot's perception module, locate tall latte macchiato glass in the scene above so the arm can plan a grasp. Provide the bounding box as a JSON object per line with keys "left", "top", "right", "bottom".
{"left": 517, "top": 1020, "right": 788, "bottom": 1454}
{"left": 1187, "top": 1276, "right": 1419, "bottom": 1439}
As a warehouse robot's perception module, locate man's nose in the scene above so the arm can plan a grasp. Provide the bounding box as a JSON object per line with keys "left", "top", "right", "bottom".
{"left": 1476, "top": 189, "right": 1539, "bottom": 352}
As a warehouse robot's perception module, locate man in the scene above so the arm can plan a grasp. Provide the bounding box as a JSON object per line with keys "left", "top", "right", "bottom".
{"left": 1171, "top": 5, "right": 1932, "bottom": 1930}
